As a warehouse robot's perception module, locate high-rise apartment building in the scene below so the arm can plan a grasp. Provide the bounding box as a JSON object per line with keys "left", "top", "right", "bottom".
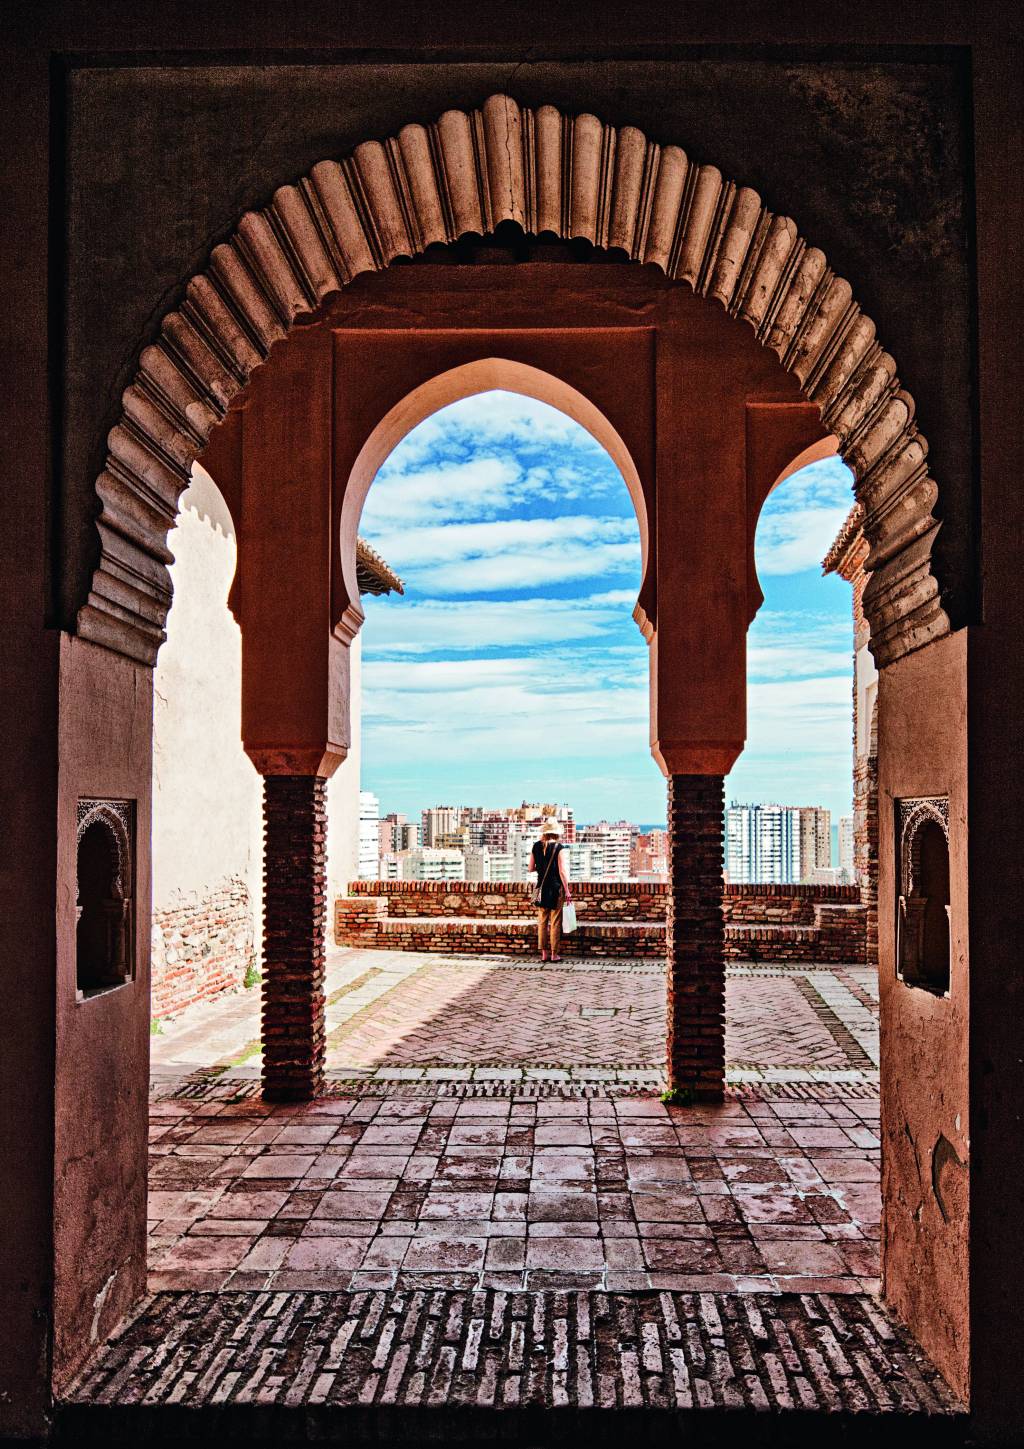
{"left": 838, "top": 815, "right": 855, "bottom": 882}
{"left": 421, "top": 805, "right": 460, "bottom": 847}
{"left": 726, "top": 803, "right": 801, "bottom": 884}
{"left": 567, "top": 842, "right": 604, "bottom": 881}
{"left": 631, "top": 829, "right": 669, "bottom": 879}
{"left": 380, "top": 812, "right": 419, "bottom": 856}
{"left": 436, "top": 826, "right": 472, "bottom": 853}
{"left": 358, "top": 792, "right": 381, "bottom": 879}
{"left": 378, "top": 852, "right": 402, "bottom": 881}
{"left": 798, "top": 807, "right": 832, "bottom": 881}
{"left": 464, "top": 846, "right": 515, "bottom": 883}
{"left": 400, "top": 848, "right": 465, "bottom": 882}
{"left": 576, "top": 821, "right": 631, "bottom": 879}
{"left": 515, "top": 803, "right": 576, "bottom": 843}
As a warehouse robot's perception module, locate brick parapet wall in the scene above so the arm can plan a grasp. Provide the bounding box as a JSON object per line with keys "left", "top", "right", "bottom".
{"left": 336, "top": 879, "right": 864, "bottom": 964}
{"left": 151, "top": 878, "right": 255, "bottom": 1019}
{"left": 345, "top": 878, "right": 857, "bottom": 920}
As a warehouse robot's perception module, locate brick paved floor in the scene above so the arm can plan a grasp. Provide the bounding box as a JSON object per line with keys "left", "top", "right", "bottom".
{"left": 146, "top": 950, "right": 881, "bottom": 1297}
{"left": 151, "top": 948, "right": 880, "bottom": 1087}
{"left": 62, "top": 952, "right": 956, "bottom": 1434}
{"left": 148, "top": 1086, "right": 881, "bottom": 1296}
{"left": 64, "top": 1286, "right": 964, "bottom": 1439}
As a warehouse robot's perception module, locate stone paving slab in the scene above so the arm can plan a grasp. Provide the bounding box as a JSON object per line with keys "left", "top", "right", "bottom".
{"left": 61, "top": 1286, "right": 964, "bottom": 1444}
{"left": 147, "top": 1088, "right": 881, "bottom": 1296}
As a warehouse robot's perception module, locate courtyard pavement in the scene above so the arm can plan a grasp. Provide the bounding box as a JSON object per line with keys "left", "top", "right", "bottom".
{"left": 147, "top": 948, "right": 881, "bottom": 1298}
{"left": 151, "top": 945, "right": 879, "bottom": 1087}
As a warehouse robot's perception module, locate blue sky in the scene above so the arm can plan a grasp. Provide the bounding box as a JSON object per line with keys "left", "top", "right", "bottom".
{"left": 358, "top": 391, "right": 854, "bottom": 826}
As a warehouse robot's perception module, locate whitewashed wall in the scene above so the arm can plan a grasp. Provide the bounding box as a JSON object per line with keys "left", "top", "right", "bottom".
{"left": 151, "top": 462, "right": 363, "bottom": 1015}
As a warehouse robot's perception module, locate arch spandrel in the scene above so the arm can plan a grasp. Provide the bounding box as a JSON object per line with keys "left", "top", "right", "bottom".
{"left": 77, "top": 93, "right": 947, "bottom": 670}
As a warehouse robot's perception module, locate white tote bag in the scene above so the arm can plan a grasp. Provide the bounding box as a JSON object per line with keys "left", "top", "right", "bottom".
{"left": 562, "top": 899, "right": 578, "bottom": 934}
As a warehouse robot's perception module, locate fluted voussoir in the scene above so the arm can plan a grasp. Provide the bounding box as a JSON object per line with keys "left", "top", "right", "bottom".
{"left": 272, "top": 183, "right": 341, "bottom": 303}
{"left": 81, "top": 93, "right": 947, "bottom": 669}
{"left": 183, "top": 274, "right": 264, "bottom": 379}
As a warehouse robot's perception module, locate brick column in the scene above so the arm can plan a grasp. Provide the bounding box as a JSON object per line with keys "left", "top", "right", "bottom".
{"left": 261, "top": 776, "right": 327, "bottom": 1101}
{"left": 666, "top": 774, "right": 725, "bottom": 1101}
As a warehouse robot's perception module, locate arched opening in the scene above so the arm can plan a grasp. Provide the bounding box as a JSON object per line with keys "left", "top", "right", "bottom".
{"left": 148, "top": 465, "right": 263, "bottom": 1037}
{"left": 332, "top": 380, "right": 662, "bottom": 1070}
{"left": 722, "top": 448, "right": 877, "bottom": 1102}
{"left": 75, "top": 810, "right": 132, "bottom": 996}
{"left": 733, "top": 445, "right": 856, "bottom": 887}
{"left": 341, "top": 358, "right": 652, "bottom": 639}
{"left": 899, "top": 808, "right": 951, "bottom": 996}
{"left": 78, "top": 96, "right": 946, "bottom": 676}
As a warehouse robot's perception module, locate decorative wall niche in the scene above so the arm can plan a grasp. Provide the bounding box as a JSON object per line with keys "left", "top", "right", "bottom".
{"left": 75, "top": 799, "right": 135, "bottom": 998}
{"left": 896, "top": 796, "right": 951, "bottom": 996}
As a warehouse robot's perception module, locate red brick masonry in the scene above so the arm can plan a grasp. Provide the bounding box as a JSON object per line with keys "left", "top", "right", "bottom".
{"left": 262, "top": 777, "right": 328, "bottom": 1101}
{"left": 666, "top": 774, "right": 726, "bottom": 1100}
{"left": 151, "top": 878, "right": 255, "bottom": 1019}
{"left": 335, "top": 881, "right": 866, "bottom": 964}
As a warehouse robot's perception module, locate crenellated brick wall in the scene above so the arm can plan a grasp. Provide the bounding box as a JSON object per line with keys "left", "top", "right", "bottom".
{"left": 336, "top": 879, "right": 865, "bottom": 963}
{"left": 151, "top": 877, "right": 256, "bottom": 1019}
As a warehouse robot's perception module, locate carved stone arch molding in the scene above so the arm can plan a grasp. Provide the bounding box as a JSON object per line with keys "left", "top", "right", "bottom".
{"left": 77, "top": 93, "right": 948, "bottom": 669}
{"left": 75, "top": 799, "right": 133, "bottom": 900}
{"left": 898, "top": 796, "right": 951, "bottom": 900}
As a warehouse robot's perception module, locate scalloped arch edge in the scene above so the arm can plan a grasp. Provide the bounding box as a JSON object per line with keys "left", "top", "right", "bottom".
{"left": 76, "top": 93, "right": 950, "bottom": 670}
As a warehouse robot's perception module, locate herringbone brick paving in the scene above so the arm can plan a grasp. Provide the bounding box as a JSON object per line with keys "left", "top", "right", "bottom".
{"left": 150, "top": 948, "right": 880, "bottom": 1083}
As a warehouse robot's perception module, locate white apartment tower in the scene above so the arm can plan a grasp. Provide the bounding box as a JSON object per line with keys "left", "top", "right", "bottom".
{"left": 838, "top": 815, "right": 856, "bottom": 882}
{"left": 358, "top": 792, "right": 381, "bottom": 879}
{"left": 726, "top": 803, "right": 801, "bottom": 885}
{"left": 421, "top": 805, "right": 460, "bottom": 847}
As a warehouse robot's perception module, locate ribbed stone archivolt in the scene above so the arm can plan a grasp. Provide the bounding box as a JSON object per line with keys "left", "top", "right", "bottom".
{"left": 78, "top": 94, "right": 948, "bottom": 670}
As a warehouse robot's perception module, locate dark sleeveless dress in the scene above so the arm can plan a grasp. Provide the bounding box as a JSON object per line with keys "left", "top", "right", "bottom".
{"left": 532, "top": 841, "right": 565, "bottom": 910}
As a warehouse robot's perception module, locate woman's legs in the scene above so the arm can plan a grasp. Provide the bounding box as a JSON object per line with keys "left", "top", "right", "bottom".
{"left": 537, "top": 908, "right": 549, "bottom": 958}
{"left": 549, "top": 906, "right": 563, "bottom": 960}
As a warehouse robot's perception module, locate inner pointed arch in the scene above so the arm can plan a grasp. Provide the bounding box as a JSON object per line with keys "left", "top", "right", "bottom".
{"left": 340, "top": 359, "right": 653, "bottom": 639}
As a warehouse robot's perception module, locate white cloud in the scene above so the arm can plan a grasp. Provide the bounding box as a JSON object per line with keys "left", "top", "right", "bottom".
{"left": 363, "top": 593, "right": 639, "bottom": 653}
{"left": 426, "top": 544, "right": 638, "bottom": 593}
{"left": 354, "top": 394, "right": 856, "bottom": 820}
{"left": 366, "top": 515, "right": 641, "bottom": 594}
{"left": 746, "top": 675, "right": 852, "bottom": 750}
{"left": 747, "top": 610, "right": 851, "bottom": 680}
{"left": 383, "top": 391, "right": 606, "bottom": 465}
{"left": 361, "top": 457, "right": 525, "bottom": 529}
{"left": 754, "top": 456, "right": 856, "bottom": 577}
{"left": 362, "top": 651, "right": 650, "bottom": 765}
{"left": 755, "top": 505, "right": 853, "bottom": 575}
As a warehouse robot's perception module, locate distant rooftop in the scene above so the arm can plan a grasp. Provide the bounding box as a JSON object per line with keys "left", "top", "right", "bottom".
{"left": 356, "top": 538, "right": 405, "bottom": 597}
{"left": 822, "top": 503, "right": 864, "bottom": 575}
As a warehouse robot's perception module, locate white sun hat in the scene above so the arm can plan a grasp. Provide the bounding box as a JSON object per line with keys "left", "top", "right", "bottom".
{"left": 541, "top": 816, "right": 563, "bottom": 836}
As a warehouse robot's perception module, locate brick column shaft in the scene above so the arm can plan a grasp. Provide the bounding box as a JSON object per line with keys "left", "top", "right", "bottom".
{"left": 666, "top": 774, "right": 726, "bottom": 1101}
{"left": 261, "top": 776, "right": 327, "bottom": 1101}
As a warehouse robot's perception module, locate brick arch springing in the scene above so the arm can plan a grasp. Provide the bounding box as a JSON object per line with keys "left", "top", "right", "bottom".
{"left": 78, "top": 94, "right": 946, "bottom": 670}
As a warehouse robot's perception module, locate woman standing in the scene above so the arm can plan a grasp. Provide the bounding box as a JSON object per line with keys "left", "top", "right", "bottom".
{"left": 530, "top": 817, "right": 572, "bottom": 962}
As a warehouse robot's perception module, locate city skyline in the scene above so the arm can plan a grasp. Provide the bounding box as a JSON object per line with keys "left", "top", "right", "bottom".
{"left": 358, "top": 390, "right": 856, "bottom": 823}
{"left": 359, "top": 790, "right": 853, "bottom": 887}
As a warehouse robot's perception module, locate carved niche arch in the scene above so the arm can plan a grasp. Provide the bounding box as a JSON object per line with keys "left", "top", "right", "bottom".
{"left": 77, "top": 94, "right": 946, "bottom": 671}
{"left": 897, "top": 797, "right": 951, "bottom": 996}
{"left": 75, "top": 800, "right": 134, "bottom": 994}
